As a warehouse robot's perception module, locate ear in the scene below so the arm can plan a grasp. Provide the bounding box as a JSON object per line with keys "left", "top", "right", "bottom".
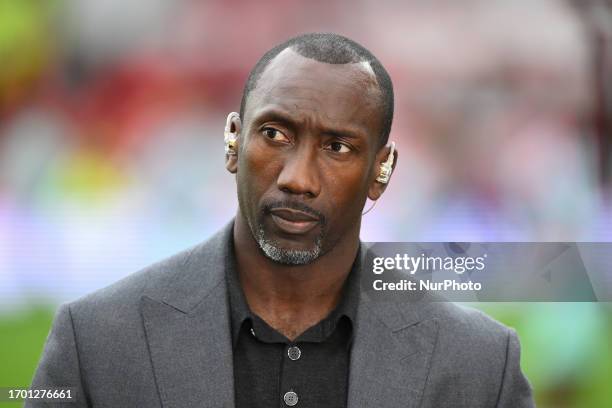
{"left": 225, "top": 112, "right": 242, "bottom": 174}
{"left": 367, "top": 142, "right": 398, "bottom": 201}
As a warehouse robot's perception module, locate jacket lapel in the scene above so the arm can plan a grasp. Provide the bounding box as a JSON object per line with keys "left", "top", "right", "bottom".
{"left": 140, "top": 223, "right": 235, "bottom": 408}
{"left": 348, "top": 248, "right": 439, "bottom": 408}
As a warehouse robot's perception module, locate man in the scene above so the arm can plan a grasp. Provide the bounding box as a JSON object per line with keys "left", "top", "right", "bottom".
{"left": 29, "top": 33, "right": 534, "bottom": 407}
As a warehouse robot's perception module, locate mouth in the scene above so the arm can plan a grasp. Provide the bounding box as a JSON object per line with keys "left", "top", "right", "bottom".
{"left": 269, "top": 208, "right": 320, "bottom": 235}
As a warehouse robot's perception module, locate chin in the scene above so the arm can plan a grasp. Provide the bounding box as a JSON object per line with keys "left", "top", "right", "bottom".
{"left": 255, "top": 226, "right": 323, "bottom": 266}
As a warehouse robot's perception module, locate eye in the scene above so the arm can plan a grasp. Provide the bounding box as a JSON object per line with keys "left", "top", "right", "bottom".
{"left": 327, "top": 141, "right": 351, "bottom": 153}
{"left": 262, "top": 127, "right": 289, "bottom": 143}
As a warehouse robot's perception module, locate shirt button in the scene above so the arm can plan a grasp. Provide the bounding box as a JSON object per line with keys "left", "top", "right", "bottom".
{"left": 283, "top": 391, "right": 299, "bottom": 406}
{"left": 287, "top": 345, "right": 301, "bottom": 361}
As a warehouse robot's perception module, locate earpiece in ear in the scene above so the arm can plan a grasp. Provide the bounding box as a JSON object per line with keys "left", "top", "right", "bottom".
{"left": 224, "top": 112, "right": 240, "bottom": 155}
{"left": 376, "top": 141, "right": 395, "bottom": 184}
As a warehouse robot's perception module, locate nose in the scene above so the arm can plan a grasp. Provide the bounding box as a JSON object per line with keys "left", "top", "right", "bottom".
{"left": 276, "top": 147, "right": 321, "bottom": 198}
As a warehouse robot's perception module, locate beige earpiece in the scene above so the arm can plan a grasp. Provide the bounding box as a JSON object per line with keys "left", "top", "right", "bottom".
{"left": 363, "top": 141, "right": 396, "bottom": 215}
{"left": 224, "top": 112, "right": 240, "bottom": 155}
{"left": 376, "top": 141, "right": 395, "bottom": 184}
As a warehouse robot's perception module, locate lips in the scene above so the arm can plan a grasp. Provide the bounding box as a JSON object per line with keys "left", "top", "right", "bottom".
{"left": 269, "top": 208, "right": 320, "bottom": 235}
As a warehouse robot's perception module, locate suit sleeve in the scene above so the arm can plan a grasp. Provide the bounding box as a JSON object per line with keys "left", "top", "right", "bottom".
{"left": 26, "top": 303, "right": 89, "bottom": 407}
{"left": 495, "top": 328, "right": 535, "bottom": 408}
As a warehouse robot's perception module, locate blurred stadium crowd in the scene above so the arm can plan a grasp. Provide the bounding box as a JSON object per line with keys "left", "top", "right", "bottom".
{"left": 1, "top": 1, "right": 612, "bottom": 407}
{"left": 2, "top": 0, "right": 611, "bottom": 303}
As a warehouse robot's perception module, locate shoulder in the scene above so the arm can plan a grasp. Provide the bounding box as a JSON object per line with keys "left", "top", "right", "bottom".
{"left": 60, "top": 244, "right": 194, "bottom": 343}
{"left": 414, "top": 302, "right": 534, "bottom": 405}
{"left": 70, "top": 244, "right": 196, "bottom": 312}
{"left": 65, "top": 222, "right": 232, "bottom": 328}
{"left": 429, "top": 301, "right": 511, "bottom": 339}
{"left": 422, "top": 301, "right": 517, "bottom": 374}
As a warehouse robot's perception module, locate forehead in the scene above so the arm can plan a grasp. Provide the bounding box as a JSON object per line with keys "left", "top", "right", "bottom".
{"left": 245, "top": 48, "right": 383, "bottom": 138}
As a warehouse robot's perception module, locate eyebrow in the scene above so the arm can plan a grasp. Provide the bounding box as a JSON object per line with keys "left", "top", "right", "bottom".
{"left": 251, "top": 107, "right": 366, "bottom": 141}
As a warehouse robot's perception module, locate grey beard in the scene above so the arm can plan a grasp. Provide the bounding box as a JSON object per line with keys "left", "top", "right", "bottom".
{"left": 255, "top": 226, "right": 322, "bottom": 265}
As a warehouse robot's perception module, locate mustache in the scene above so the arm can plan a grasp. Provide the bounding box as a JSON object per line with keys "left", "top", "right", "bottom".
{"left": 262, "top": 200, "right": 326, "bottom": 224}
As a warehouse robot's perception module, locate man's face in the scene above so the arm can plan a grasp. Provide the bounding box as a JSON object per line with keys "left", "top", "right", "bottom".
{"left": 232, "top": 48, "right": 386, "bottom": 265}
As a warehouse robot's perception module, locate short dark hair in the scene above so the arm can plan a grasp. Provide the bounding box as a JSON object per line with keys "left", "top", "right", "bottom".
{"left": 239, "top": 33, "right": 394, "bottom": 147}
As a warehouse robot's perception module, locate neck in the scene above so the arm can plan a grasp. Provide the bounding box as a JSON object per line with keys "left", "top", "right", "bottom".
{"left": 233, "top": 212, "right": 360, "bottom": 339}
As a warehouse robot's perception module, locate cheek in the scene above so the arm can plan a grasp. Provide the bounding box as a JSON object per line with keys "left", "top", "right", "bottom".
{"left": 323, "top": 161, "right": 371, "bottom": 214}
{"left": 238, "top": 140, "right": 282, "bottom": 198}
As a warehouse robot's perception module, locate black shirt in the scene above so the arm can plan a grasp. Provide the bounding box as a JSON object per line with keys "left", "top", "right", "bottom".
{"left": 226, "top": 244, "right": 360, "bottom": 408}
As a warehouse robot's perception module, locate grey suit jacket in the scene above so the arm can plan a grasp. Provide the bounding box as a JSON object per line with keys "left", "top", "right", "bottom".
{"left": 28, "top": 222, "right": 535, "bottom": 407}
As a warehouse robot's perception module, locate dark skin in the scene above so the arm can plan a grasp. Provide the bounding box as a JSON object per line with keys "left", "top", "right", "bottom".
{"left": 225, "top": 48, "right": 397, "bottom": 340}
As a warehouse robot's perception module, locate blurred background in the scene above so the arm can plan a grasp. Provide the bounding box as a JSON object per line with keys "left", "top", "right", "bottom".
{"left": 0, "top": 0, "right": 611, "bottom": 406}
